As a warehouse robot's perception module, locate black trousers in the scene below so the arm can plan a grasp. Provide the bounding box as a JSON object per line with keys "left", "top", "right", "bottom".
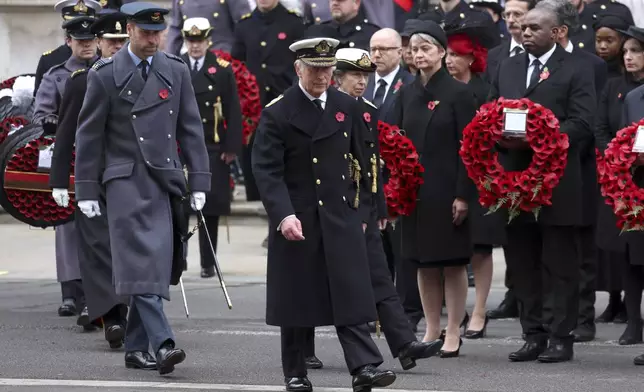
{"left": 198, "top": 215, "right": 219, "bottom": 269}
{"left": 61, "top": 280, "right": 84, "bottom": 303}
{"left": 577, "top": 225, "right": 597, "bottom": 328}
{"left": 504, "top": 224, "right": 581, "bottom": 341}
{"left": 381, "top": 227, "right": 397, "bottom": 281}
{"left": 281, "top": 325, "right": 383, "bottom": 378}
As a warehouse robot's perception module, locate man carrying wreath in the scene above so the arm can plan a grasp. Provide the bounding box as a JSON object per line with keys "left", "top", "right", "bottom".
{"left": 488, "top": 6, "right": 596, "bottom": 363}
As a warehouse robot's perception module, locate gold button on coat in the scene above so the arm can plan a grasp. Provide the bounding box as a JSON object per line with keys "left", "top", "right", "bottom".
{"left": 316, "top": 179, "right": 321, "bottom": 185}
{"left": 318, "top": 200, "right": 323, "bottom": 206}
{"left": 312, "top": 158, "right": 318, "bottom": 163}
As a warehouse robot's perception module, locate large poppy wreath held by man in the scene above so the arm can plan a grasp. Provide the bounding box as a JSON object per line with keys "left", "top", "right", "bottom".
{"left": 597, "top": 119, "right": 644, "bottom": 232}
{"left": 459, "top": 98, "right": 569, "bottom": 222}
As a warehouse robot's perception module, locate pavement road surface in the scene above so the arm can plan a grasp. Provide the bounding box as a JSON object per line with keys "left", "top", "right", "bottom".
{"left": 0, "top": 214, "right": 642, "bottom": 392}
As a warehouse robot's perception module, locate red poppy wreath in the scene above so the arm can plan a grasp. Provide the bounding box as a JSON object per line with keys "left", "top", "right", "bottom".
{"left": 210, "top": 49, "right": 261, "bottom": 145}
{"left": 459, "top": 98, "right": 569, "bottom": 222}
{"left": 0, "top": 116, "right": 29, "bottom": 145}
{"left": 0, "top": 76, "right": 17, "bottom": 90}
{"left": 596, "top": 119, "right": 644, "bottom": 232}
{"left": 377, "top": 121, "right": 424, "bottom": 218}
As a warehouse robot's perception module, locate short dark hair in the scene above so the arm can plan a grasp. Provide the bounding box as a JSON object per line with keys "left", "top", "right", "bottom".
{"left": 536, "top": 0, "right": 581, "bottom": 34}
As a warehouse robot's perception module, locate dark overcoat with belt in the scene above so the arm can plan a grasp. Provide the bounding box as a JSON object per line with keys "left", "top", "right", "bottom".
{"left": 389, "top": 68, "right": 475, "bottom": 263}
{"left": 488, "top": 45, "right": 597, "bottom": 227}
{"left": 74, "top": 48, "right": 211, "bottom": 300}
{"left": 181, "top": 51, "right": 242, "bottom": 217}
{"left": 252, "top": 85, "right": 377, "bottom": 327}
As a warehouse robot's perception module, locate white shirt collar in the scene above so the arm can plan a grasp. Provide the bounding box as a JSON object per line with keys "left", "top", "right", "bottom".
{"left": 528, "top": 44, "right": 557, "bottom": 68}
{"left": 189, "top": 55, "right": 205, "bottom": 69}
{"left": 564, "top": 40, "right": 574, "bottom": 53}
{"left": 375, "top": 65, "right": 400, "bottom": 88}
{"left": 509, "top": 38, "right": 523, "bottom": 54}
{"left": 298, "top": 81, "right": 327, "bottom": 106}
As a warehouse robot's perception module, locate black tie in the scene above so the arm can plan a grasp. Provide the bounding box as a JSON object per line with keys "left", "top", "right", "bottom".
{"left": 192, "top": 60, "right": 199, "bottom": 74}
{"left": 529, "top": 59, "right": 542, "bottom": 87}
{"left": 139, "top": 60, "right": 149, "bottom": 81}
{"left": 373, "top": 79, "right": 387, "bottom": 108}
{"left": 312, "top": 99, "right": 324, "bottom": 112}
{"left": 511, "top": 46, "right": 524, "bottom": 57}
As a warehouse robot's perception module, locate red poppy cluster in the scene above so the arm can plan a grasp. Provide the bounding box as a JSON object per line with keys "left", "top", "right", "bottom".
{"left": 211, "top": 50, "right": 261, "bottom": 145}
{"left": 4, "top": 136, "right": 75, "bottom": 223}
{"left": 377, "top": 121, "right": 424, "bottom": 217}
{"left": 0, "top": 116, "right": 29, "bottom": 144}
{"left": 0, "top": 76, "right": 17, "bottom": 89}
{"left": 597, "top": 120, "right": 644, "bottom": 232}
{"left": 459, "top": 98, "right": 569, "bottom": 221}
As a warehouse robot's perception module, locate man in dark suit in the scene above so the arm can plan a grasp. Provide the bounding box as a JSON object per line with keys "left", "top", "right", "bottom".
{"left": 536, "top": 0, "right": 608, "bottom": 343}
{"left": 181, "top": 17, "right": 243, "bottom": 279}
{"left": 489, "top": 6, "right": 596, "bottom": 362}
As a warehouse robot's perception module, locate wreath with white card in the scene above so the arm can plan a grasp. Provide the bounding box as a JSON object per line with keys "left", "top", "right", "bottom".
{"left": 459, "top": 98, "right": 569, "bottom": 222}
{"left": 597, "top": 119, "right": 644, "bottom": 232}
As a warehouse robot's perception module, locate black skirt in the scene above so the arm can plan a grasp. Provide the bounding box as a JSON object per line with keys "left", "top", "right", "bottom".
{"left": 595, "top": 249, "right": 625, "bottom": 292}
{"left": 414, "top": 258, "right": 470, "bottom": 268}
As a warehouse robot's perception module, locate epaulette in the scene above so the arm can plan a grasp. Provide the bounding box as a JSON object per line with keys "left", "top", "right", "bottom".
{"left": 288, "top": 9, "right": 299, "bottom": 15}
{"left": 265, "top": 94, "right": 283, "bottom": 108}
{"left": 362, "top": 98, "right": 377, "bottom": 109}
{"left": 92, "top": 57, "right": 113, "bottom": 70}
{"left": 216, "top": 58, "right": 230, "bottom": 68}
{"left": 164, "top": 52, "right": 185, "bottom": 63}
{"left": 71, "top": 68, "right": 87, "bottom": 79}
{"left": 42, "top": 49, "right": 53, "bottom": 56}
{"left": 241, "top": 12, "right": 251, "bottom": 20}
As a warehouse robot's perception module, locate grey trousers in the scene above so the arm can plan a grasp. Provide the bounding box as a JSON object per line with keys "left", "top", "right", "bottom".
{"left": 124, "top": 294, "right": 175, "bottom": 353}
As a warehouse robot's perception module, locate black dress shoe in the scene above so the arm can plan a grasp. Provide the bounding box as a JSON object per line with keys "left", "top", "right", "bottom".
{"left": 125, "top": 351, "right": 157, "bottom": 370}
{"left": 398, "top": 339, "right": 443, "bottom": 370}
{"left": 508, "top": 339, "right": 547, "bottom": 362}
{"left": 572, "top": 324, "right": 595, "bottom": 342}
{"left": 614, "top": 304, "right": 628, "bottom": 324}
{"left": 105, "top": 324, "right": 125, "bottom": 349}
{"left": 284, "top": 377, "right": 312, "bottom": 392}
{"left": 634, "top": 354, "right": 644, "bottom": 366}
{"left": 352, "top": 365, "right": 396, "bottom": 392}
{"left": 465, "top": 315, "right": 489, "bottom": 339}
{"left": 619, "top": 320, "right": 643, "bottom": 345}
{"left": 487, "top": 293, "right": 518, "bottom": 319}
{"left": 537, "top": 340, "right": 573, "bottom": 363}
{"left": 76, "top": 306, "right": 94, "bottom": 329}
{"left": 58, "top": 299, "right": 77, "bottom": 317}
{"left": 201, "top": 267, "right": 215, "bottom": 278}
{"left": 156, "top": 345, "right": 186, "bottom": 375}
{"left": 305, "top": 356, "right": 323, "bottom": 369}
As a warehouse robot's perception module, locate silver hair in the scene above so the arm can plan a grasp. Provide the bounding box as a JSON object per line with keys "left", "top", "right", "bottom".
{"left": 536, "top": 0, "right": 580, "bottom": 34}
{"left": 410, "top": 33, "right": 443, "bottom": 50}
{"left": 294, "top": 59, "right": 336, "bottom": 72}
{"left": 332, "top": 69, "right": 346, "bottom": 85}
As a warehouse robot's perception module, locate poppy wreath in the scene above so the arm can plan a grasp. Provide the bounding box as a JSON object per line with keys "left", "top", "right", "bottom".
{"left": 377, "top": 121, "right": 424, "bottom": 218}
{"left": 210, "top": 50, "right": 261, "bottom": 145}
{"left": 0, "top": 116, "right": 29, "bottom": 145}
{"left": 597, "top": 119, "right": 644, "bottom": 232}
{"left": 0, "top": 76, "right": 17, "bottom": 90}
{"left": 459, "top": 97, "right": 569, "bottom": 222}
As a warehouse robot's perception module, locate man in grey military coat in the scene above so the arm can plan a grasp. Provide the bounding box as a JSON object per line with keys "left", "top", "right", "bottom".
{"left": 74, "top": 2, "right": 211, "bottom": 374}
{"left": 166, "top": 0, "right": 251, "bottom": 55}
{"left": 33, "top": 14, "right": 99, "bottom": 323}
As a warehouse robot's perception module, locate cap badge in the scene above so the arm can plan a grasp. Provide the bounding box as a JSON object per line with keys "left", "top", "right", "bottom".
{"left": 357, "top": 53, "right": 371, "bottom": 68}
{"left": 151, "top": 12, "right": 161, "bottom": 22}
{"left": 81, "top": 21, "right": 90, "bottom": 28}
{"left": 115, "top": 21, "right": 122, "bottom": 32}
{"left": 189, "top": 25, "right": 201, "bottom": 36}
{"left": 99, "top": 0, "right": 107, "bottom": 5}
{"left": 315, "top": 40, "right": 330, "bottom": 54}
{"left": 73, "top": 0, "right": 88, "bottom": 13}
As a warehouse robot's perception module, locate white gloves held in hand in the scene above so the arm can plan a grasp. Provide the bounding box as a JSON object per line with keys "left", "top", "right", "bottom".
{"left": 190, "top": 191, "right": 206, "bottom": 211}
{"left": 78, "top": 200, "right": 101, "bottom": 218}
{"left": 52, "top": 188, "right": 70, "bottom": 208}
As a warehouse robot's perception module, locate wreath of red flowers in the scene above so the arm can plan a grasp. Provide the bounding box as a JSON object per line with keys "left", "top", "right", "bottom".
{"left": 210, "top": 49, "right": 261, "bottom": 145}
{"left": 0, "top": 76, "right": 17, "bottom": 90}
{"left": 459, "top": 98, "right": 569, "bottom": 221}
{"left": 0, "top": 116, "right": 29, "bottom": 145}
{"left": 597, "top": 119, "right": 644, "bottom": 232}
{"left": 377, "top": 121, "right": 424, "bottom": 218}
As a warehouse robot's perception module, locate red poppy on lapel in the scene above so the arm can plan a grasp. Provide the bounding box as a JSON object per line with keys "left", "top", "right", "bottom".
{"left": 427, "top": 100, "right": 439, "bottom": 110}
{"left": 278, "top": 32, "right": 287, "bottom": 40}
{"left": 159, "top": 89, "right": 169, "bottom": 99}
{"left": 208, "top": 66, "right": 217, "bottom": 74}
{"left": 539, "top": 67, "right": 550, "bottom": 82}
{"left": 393, "top": 79, "right": 403, "bottom": 93}
{"left": 618, "top": 93, "right": 623, "bottom": 99}
{"left": 363, "top": 112, "right": 371, "bottom": 122}
{"left": 336, "top": 112, "right": 345, "bottom": 122}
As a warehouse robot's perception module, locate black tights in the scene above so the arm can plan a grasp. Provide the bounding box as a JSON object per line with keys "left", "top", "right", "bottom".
{"left": 623, "top": 263, "right": 643, "bottom": 322}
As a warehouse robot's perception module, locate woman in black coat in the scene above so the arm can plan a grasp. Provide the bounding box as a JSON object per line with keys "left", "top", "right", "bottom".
{"left": 444, "top": 24, "right": 506, "bottom": 339}
{"left": 595, "top": 27, "right": 644, "bottom": 344}
{"left": 594, "top": 15, "right": 630, "bottom": 80}
{"left": 390, "top": 20, "right": 476, "bottom": 357}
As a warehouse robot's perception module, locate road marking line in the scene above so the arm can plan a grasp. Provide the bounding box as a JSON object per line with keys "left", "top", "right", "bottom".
{"left": 0, "top": 378, "right": 451, "bottom": 391}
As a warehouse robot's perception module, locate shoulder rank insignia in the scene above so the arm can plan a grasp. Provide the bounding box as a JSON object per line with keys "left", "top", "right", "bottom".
{"left": 265, "top": 94, "right": 283, "bottom": 108}
{"left": 164, "top": 52, "right": 185, "bottom": 63}
{"left": 42, "top": 49, "right": 53, "bottom": 56}
{"left": 92, "top": 57, "right": 113, "bottom": 70}
{"left": 71, "top": 68, "right": 87, "bottom": 79}
{"left": 362, "top": 98, "right": 377, "bottom": 109}
{"left": 216, "top": 58, "right": 230, "bottom": 68}
{"left": 288, "top": 9, "right": 299, "bottom": 15}
{"left": 241, "top": 12, "right": 251, "bottom": 20}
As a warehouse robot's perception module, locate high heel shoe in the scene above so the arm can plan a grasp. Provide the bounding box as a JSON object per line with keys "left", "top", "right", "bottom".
{"left": 439, "top": 338, "right": 462, "bottom": 358}
{"left": 464, "top": 315, "right": 489, "bottom": 339}
{"left": 440, "top": 312, "right": 469, "bottom": 339}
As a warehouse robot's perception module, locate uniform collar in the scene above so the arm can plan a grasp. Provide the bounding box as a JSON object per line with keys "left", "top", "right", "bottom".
{"left": 298, "top": 81, "right": 327, "bottom": 105}
{"left": 66, "top": 55, "right": 97, "bottom": 70}
{"left": 127, "top": 43, "right": 154, "bottom": 67}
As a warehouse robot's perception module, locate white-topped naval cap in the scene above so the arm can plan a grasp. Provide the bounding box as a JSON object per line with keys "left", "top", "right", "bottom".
{"left": 289, "top": 37, "right": 340, "bottom": 67}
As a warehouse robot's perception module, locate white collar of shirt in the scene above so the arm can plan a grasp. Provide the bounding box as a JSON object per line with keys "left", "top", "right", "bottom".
{"left": 564, "top": 40, "right": 574, "bottom": 53}
{"left": 374, "top": 65, "right": 400, "bottom": 99}
{"left": 509, "top": 38, "right": 523, "bottom": 54}
{"left": 526, "top": 44, "right": 557, "bottom": 87}
{"left": 127, "top": 43, "right": 153, "bottom": 68}
{"left": 189, "top": 56, "right": 205, "bottom": 71}
{"left": 298, "top": 81, "right": 327, "bottom": 108}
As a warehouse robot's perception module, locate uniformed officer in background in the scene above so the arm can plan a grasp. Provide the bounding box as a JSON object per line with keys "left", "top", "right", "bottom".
{"left": 470, "top": 0, "right": 509, "bottom": 39}
{"left": 166, "top": 0, "right": 251, "bottom": 55}
{"left": 74, "top": 2, "right": 210, "bottom": 374}
{"left": 569, "top": 0, "right": 634, "bottom": 51}
{"left": 302, "top": 0, "right": 396, "bottom": 29}
{"left": 305, "top": 0, "right": 380, "bottom": 51}
{"left": 181, "top": 17, "right": 243, "bottom": 279}
{"left": 49, "top": 9, "right": 129, "bottom": 350}
{"left": 33, "top": 14, "right": 99, "bottom": 324}
{"left": 34, "top": 0, "right": 101, "bottom": 96}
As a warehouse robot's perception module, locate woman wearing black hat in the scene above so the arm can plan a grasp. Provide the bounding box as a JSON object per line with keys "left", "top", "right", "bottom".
{"left": 594, "top": 15, "right": 630, "bottom": 80}
{"left": 595, "top": 26, "right": 644, "bottom": 345}
{"left": 389, "top": 19, "right": 476, "bottom": 358}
